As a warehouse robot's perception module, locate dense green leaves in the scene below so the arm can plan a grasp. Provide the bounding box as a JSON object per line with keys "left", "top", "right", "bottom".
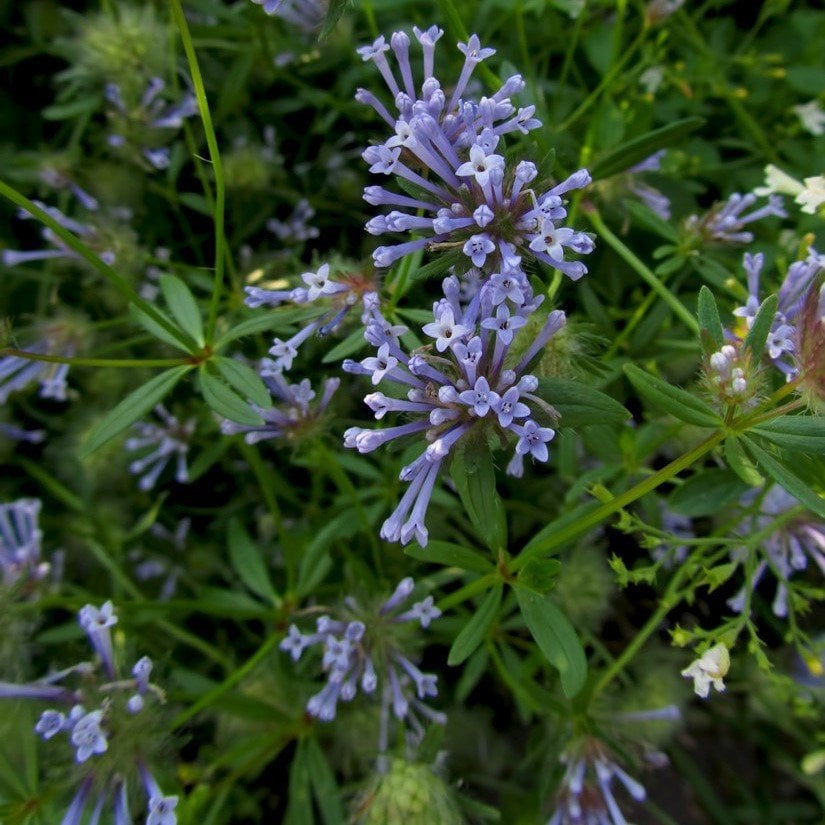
{"left": 514, "top": 586, "right": 587, "bottom": 698}
{"left": 743, "top": 437, "right": 825, "bottom": 518}
{"left": 160, "top": 274, "right": 204, "bottom": 346}
{"left": 535, "top": 378, "right": 630, "bottom": 428}
{"left": 405, "top": 541, "right": 493, "bottom": 574}
{"left": 227, "top": 519, "right": 279, "bottom": 605}
{"left": 743, "top": 294, "right": 779, "bottom": 358}
{"left": 82, "top": 365, "right": 193, "bottom": 455}
{"left": 623, "top": 363, "right": 723, "bottom": 427}
{"left": 199, "top": 367, "right": 264, "bottom": 425}
{"left": 448, "top": 585, "right": 502, "bottom": 666}
{"left": 590, "top": 117, "right": 705, "bottom": 179}
{"left": 450, "top": 442, "right": 507, "bottom": 552}
{"left": 751, "top": 416, "right": 825, "bottom": 453}
{"left": 697, "top": 286, "right": 725, "bottom": 351}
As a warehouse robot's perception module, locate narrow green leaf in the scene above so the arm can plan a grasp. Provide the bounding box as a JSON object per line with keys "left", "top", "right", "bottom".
{"left": 697, "top": 286, "right": 725, "bottom": 351}
{"left": 624, "top": 200, "right": 680, "bottom": 243}
{"left": 160, "top": 274, "right": 204, "bottom": 345}
{"left": 448, "top": 585, "right": 503, "bottom": 666}
{"left": 284, "top": 740, "right": 314, "bottom": 825}
{"left": 743, "top": 293, "right": 778, "bottom": 359}
{"left": 623, "top": 363, "right": 723, "bottom": 427}
{"left": 215, "top": 357, "right": 271, "bottom": 408}
{"left": 82, "top": 366, "right": 192, "bottom": 456}
{"left": 668, "top": 469, "right": 750, "bottom": 517}
{"left": 200, "top": 368, "right": 264, "bottom": 426}
{"left": 228, "top": 519, "right": 278, "bottom": 605}
{"left": 590, "top": 117, "right": 705, "bottom": 180}
{"left": 514, "top": 586, "right": 587, "bottom": 698}
{"left": 130, "top": 305, "right": 192, "bottom": 353}
{"left": 215, "top": 310, "right": 318, "bottom": 349}
{"left": 751, "top": 416, "right": 825, "bottom": 453}
{"left": 320, "top": 0, "right": 351, "bottom": 38}
{"left": 404, "top": 540, "right": 493, "bottom": 574}
{"left": 724, "top": 436, "right": 764, "bottom": 486}
{"left": 742, "top": 437, "right": 825, "bottom": 519}
{"left": 304, "top": 738, "right": 345, "bottom": 825}
{"left": 535, "top": 378, "right": 630, "bottom": 427}
{"left": 450, "top": 441, "right": 507, "bottom": 552}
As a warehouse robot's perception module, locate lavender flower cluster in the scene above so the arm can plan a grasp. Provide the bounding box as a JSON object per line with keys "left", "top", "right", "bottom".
{"left": 281, "top": 577, "right": 443, "bottom": 750}
{"left": 357, "top": 29, "right": 594, "bottom": 280}
{"left": 0, "top": 602, "right": 176, "bottom": 824}
{"left": 344, "top": 273, "right": 564, "bottom": 546}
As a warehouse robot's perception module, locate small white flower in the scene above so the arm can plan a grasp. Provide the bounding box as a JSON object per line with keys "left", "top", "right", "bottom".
{"left": 681, "top": 643, "right": 730, "bottom": 698}
{"left": 753, "top": 164, "right": 805, "bottom": 199}
{"left": 797, "top": 176, "right": 825, "bottom": 215}
{"left": 793, "top": 100, "right": 825, "bottom": 136}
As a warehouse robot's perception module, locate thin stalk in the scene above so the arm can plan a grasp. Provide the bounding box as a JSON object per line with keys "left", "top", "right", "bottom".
{"left": 588, "top": 565, "right": 687, "bottom": 701}
{"left": 171, "top": 632, "right": 281, "bottom": 729}
{"left": 554, "top": 28, "right": 647, "bottom": 134}
{"left": 514, "top": 429, "right": 726, "bottom": 567}
{"left": 587, "top": 208, "right": 700, "bottom": 334}
{"left": 437, "top": 571, "right": 499, "bottom": 613}
{"left": 171, "top": 0, "right": 226, "bottom": 344}
{"left": 0, "top": 349, "right": 188, "bottom": 369}
{"left": 0, "top": 181, "right": 194, "bottom": 351}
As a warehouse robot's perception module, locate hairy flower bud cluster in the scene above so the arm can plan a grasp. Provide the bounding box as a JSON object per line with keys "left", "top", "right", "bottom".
{"left": 728, "top": 486, "right": 825, "bottom": 618}
{"left": 125, "top": 405, "right": 195, "bottom": 491}
{"left": 344, "top": 272, "right": 563, "bottom": 546}
{"left": 706, "top": 343, "right": 753, "bottom": 404}
{"left": 281, "top": 578, "right": 443, "bottom": 752}
{"left": 0, "top": 602, "right": 176, "bottom": 824}
{"left": 357, "top": 28, "right": 594, "bottom": 280}
{"left": 547, "top": 737, "right": 646, "bottom": 825}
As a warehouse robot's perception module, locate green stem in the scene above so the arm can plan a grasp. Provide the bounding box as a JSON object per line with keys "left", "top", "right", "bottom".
{"left": 554, "top": 27, "right": 647, "bottom": 134}
{"left": 587, "top": 208, "right": 700, "bottom": 335}
{"left": 0, "top": 349, "right": 187, "bottom": 369}
{"left": 171, "top": 632, "right": 281, "bottom": 730}
{"left": 0, "top": 180, "right": 194, "bottom": 351}
{"left": 437, "top": 571, "right": 499, "bottom": 612}
{"left": 588, "top": 565, "right": 687, "bottom": 701}
{"left": 515, "top": 429, "right": 725, "bottom": 567}
{"left": 171, "top": 0, "right": 227, "bottom": 344}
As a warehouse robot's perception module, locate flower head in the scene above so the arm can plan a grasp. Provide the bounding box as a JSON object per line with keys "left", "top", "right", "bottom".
{"left": 281, "top": 578, "right": 443, "bottom": 754}
{"left": 356, "top": 28, "right": 593, "bottom": 280}
{"left": 681, "top": 643, "right": 730, "bottom": 698}
{"left": 727, "top": 486, "right": 825, "bottom": 617}
{"left": 125, "top": 405, "right": 194, "bottom": 491}
{"left": 344, "top": 275, "right": 565, "bottom": 545}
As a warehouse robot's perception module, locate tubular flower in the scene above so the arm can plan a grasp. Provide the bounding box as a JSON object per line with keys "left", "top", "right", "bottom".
{"left": 727, "top": 486, "right": 825, "bottom": 618}
{"left": 221, "top": 369, "right": 339, "bottom": 444}
{"left": 731, "top": 249, "right": 825, "bottom": 378}
{"left": 547, "top": 737, "right": 646, "bottom": 825}
{"left": 0, "top": 602, "right": 176, "bottom": 823}
{"left": 0, "top": 498, "right": 51, "bottom": 588}
{"left": 245, "top": 263, "right": 377, "bottom": 371}
{"left": 281, "top": 577, "right": 443, "bottom": 754}
{"left": 343, "top": 273, "right": 564, "bottom": 547}
{"left": 686, "top": 191, "right": 786, "bottom": 245}
{"left": 125, "top": 405, "right": 195, "bottom": 491}
{"left": 357, "top": 29, "right": 594, "bottom": 279}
